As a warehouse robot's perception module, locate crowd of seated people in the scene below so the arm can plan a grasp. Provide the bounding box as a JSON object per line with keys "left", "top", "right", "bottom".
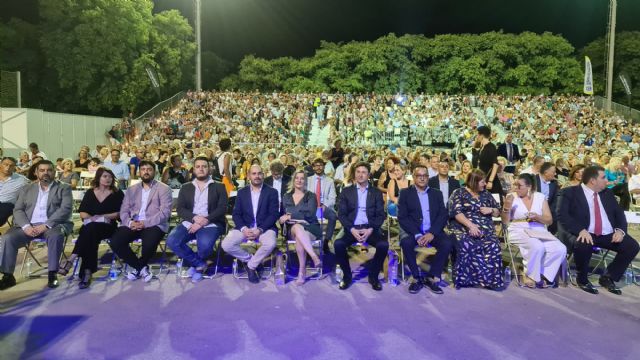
{"left": 0, "top": 92, "right": 639, "bottom": 297}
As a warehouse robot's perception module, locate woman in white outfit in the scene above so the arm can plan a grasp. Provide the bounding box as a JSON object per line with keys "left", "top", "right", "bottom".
{"left": 501, "top": 174, "right": 567, "bottom": 288}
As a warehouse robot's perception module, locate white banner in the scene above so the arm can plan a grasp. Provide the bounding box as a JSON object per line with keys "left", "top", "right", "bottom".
{"left": 584, "top": 56, "right": 594, "bottom": 95}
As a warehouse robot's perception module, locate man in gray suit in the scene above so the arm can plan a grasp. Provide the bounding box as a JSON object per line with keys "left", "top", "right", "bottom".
{"left": 109, "top": 160, "right": 172, "bottom": 282}
{"left": 307, "top": 158, "right": 337, "bottom": 244}
{"left": 0, "top": 160, "right": 73, "bottom": 290}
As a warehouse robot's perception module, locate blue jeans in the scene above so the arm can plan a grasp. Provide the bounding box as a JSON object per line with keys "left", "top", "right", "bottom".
{"left": 166, "top": 224, "right": 222, "bottom": 268}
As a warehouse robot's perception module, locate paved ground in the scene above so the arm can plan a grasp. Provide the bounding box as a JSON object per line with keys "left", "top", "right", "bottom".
{"left": 1, "top": 251, "right": 639, "bottom": 360}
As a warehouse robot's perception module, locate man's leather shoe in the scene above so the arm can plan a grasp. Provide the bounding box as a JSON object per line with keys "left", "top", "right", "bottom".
{"left": 48, "top": 272, "right": 59, "bottom": 289}
{"left": 598, "top": 275, "right": 622, "bottom": 295}
{"left": 246, "top": 267, "right": 260, "bottom": 284}
{"left": 422, "top": 277, "right": 444, "bottom": 294}
{"left": 369, "top": 278, "right": 382, "bottom": 291}
{"left": 577, "top": 281, "right": 599, "bottom": 294}
{"left": 0, "top": 275, "right": 17, "bottom": 290}
{"left": 408, "top": 281, "right": 423, "bottom": 294}
{"left": 338, "top": 278, "right": 352, "bottom": 290}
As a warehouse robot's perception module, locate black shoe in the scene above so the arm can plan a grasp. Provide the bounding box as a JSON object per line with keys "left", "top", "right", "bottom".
{"left": 577, "top": 281, "right": 599, "bottom": 295}
{"left": 0, "top": 274, "right": 17, "bottom": 290}
{"left": 408, "top": 281, "right": 423, "bottom": 294}
{"left": 246, "top": 267, "right": 260, "bottom": 284}
{"left": 422, "top": 277, "right": 444, "bottom": 294}
{"left": 598, "top": 275, "right": 622, "bottom": 295}
{"left": 338, "top": 278, "right": 352, "bottom": 290}
{"left": 78, "top": 271, "right": 92, "bottom": 289}
{"left": 48, "top": 271, "right": 59, "bottom": 289}
{"left": 368, "top": 278, "right": 382, "bottom": 291}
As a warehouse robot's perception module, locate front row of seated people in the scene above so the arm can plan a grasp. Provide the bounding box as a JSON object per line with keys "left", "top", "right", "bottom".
{"left": 0, "top": 158, "right": 638, "bottom": 296}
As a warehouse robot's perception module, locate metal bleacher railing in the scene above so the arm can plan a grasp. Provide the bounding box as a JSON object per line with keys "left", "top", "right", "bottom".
{"left": 594, "top": 95, "right": 640, "bottom": 122}
{"left": 132, "top": 91, "right": 186, "bottom": 125}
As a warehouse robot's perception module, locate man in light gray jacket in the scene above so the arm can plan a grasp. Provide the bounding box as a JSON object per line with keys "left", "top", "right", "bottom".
{"left": 0, "top": 160, "right": 73, "bottom": 290}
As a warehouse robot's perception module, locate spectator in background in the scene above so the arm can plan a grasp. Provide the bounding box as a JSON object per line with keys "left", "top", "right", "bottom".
{"left": 28, "top": 142, "right": 47, "bottom": 161}
{"left": 75, "top": 148, "right": 90, "bottom": 170}
{"left": 57, "top": 158, "right": 79, "bottom": 190}
{"left": 0, "top": 157, "right": 29, "bottom": 227}
{"left": 103, "top": 149, "right": 130, "bottom": 190}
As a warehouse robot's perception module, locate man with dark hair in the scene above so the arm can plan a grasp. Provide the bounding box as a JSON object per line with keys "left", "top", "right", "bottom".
{"left": 0, "top": 157, "right": 29, "bottom": 227}
{"left": 222, "top": 164, "right": 279, "bottom": 284}
{"left": 557, "top": 165, "right": 639, "bottom": 295}
{"left": 399, "top": 164, "right": 453, "bottom": 294}
{"left": 428, "top": 159, "right": 460, "bottom": 207}
{"left": 0, "top": 160, "right": 73, "bottom": 290}
{"left": 497, "top": 133, "right": 521, "bottom": 166}
{"left": 334, "top": 161, "right": 388, "bottom": 291}
{"left": 104, "top": 149, "right": 130, "bottom": 190}
{"left": 264, "top": 160, "right": 290, "bottom": 212}
{"left": 28, "top": 142, "right": 47, "bottom": 161}
{"left": 110, "top": 160, "right": 172, "bottom": 282}
{"left": 167, "top": 157, "right": 227, "bottom": 283}
{"left": 307, "top": 157, "right": 338, "bottom": 244}
{"left": 536, "top": 162, "right": 559, "bottom": 233}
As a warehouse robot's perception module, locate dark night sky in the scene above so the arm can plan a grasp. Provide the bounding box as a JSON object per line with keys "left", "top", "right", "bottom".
{"left": 3, "top": 0, "right": 640, "bottom": 63}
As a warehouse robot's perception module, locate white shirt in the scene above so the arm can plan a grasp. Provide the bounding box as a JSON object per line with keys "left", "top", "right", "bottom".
{"left": 428, "top": 167, "right": 438, "bottom": 178}
{"left": 580, "top": 184, "right": 613, "bottom": 235}
{"left": 439, "top": 179, "right": 449, "bottom": 206}
{"left": 629, "top": 174, "right": 640, "bottom": 200}
{"left": 273, "top": 177, "right": 282, "bottom": 203}
{"left": 182, "top": 178, "right": 217, "bottom": 229}
{"left": 250, "top": 185, "right": 262, "bottom": 227}
{"left": 30, "top": 184, "right": 50, "bottom": 225}
{"left": 137, "top": 186, "right": 152, "bottom": 221}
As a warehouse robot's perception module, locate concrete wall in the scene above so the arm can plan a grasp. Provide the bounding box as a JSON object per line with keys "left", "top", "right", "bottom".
{"left": 0, "top": 108, "right": 120, "bottom": 159}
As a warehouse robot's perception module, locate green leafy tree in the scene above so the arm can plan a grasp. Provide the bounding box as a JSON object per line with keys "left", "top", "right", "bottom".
{"left": 582, "top": 31, "right": 640, "bottom": 108}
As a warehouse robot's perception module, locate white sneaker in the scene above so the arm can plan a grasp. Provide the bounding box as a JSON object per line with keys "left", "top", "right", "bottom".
{"left": 185, "top": 266, "right": 197, "bottom": 278}
{"left": 126, "top": 269, "right": 140, "bottom": 281}
{"left": 140, "top": 266, "right": 153, "bottom": 283}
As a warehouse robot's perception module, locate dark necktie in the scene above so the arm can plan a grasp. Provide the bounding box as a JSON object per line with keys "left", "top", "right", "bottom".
{"left": 593, "top": 192, "right": 602, "bottom": 236}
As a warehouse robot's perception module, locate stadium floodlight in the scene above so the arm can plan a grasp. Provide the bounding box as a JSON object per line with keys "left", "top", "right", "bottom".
{"left": 194, "top": 0, "right": 202, "bottom": 91}
{"left": 605, "top": 0, "right": 617, "bottom": 111}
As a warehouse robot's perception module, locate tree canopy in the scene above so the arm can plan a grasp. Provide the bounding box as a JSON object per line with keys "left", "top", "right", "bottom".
{"left": 220, "top": 32, "right": 585, "bottom": 96}
{"left": 0, "top": 0, "right": 198, "bottom": 116}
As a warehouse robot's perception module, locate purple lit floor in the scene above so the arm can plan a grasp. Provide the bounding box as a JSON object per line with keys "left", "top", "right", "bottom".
{"left": 1, "top": 266, "right": 639, "bottom": 360}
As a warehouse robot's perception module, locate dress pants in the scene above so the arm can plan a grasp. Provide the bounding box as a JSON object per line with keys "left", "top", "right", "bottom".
{"left": 0, "top": 225, "right": 66, "bottom": 273}
{"left": 400, "top": 232, "right": 453, "bottom": 280}
{"left": 109, "top": 226, "right": 165, "bottom": 272}
{"left": 574, "top": 232, "right": 639, "bottom": 283}
{"left": 334, "top": 227, "right": 388, "bottom": 281}
{"left": 74, "top": 222, "right": 117, "bottom": 273}
{"left": 321, "top": 206, "right": 338, "bottom": 242}
{"left": 508, "top": 229, "right": 567, "bottom": 282}
{"left": 0, "top": 202, "right": 14, "bottom": 228}
{"left": 221, "top": 229, "right": 277, "bottom": 270}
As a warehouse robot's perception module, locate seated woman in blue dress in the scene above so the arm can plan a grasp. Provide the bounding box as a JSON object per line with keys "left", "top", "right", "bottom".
{"left": 448, "top": 169, "right": 504, "bottom": 290}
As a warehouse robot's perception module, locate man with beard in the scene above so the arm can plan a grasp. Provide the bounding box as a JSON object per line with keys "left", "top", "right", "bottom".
{"left": 0, "top": 160, "right": 73, "bottom": 290}
{"left": 109, "top": 161, "right": 172, "bottom": 282}
{"left": 221, "top": 164, "right": 279, "bottom": 283}
{"left": 167, "top": 157, "right": 227, "bottom": 283}
{"left": 306, "top": 158, "right": 337, "bottom": 245}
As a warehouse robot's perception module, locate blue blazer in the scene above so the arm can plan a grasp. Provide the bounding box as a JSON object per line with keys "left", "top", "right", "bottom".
{"left": 337, "top": 184, "right": 385, "bottom": 231}
{"left": 232, "top": 185, "right": 280, "bottom": 233}
{"left": 557, "top": 185, "right": 627, "bottom": 236}
{"left": 397, "top": 185, "right": 448, "bottom": 239}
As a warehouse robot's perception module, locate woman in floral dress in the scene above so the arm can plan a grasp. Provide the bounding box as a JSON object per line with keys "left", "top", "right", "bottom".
{"left": 448, "top": 169, "right": 504, "bottom": 290}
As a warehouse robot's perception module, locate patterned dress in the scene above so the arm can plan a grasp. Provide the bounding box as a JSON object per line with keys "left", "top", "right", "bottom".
{"left": 448, "top": 187, "right": 504, "bottom": 289}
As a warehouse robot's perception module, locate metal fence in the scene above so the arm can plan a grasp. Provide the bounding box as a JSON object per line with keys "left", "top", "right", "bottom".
{"left": 594, "top": 96, "right": 640, "bottom": 122}
{"left": 133, "top": 91, "right": 186, "bottom": 124}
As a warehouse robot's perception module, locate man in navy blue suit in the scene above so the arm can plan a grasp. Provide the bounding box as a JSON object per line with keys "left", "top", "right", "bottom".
{"left": 427, "top": 159, "right": 460, "bottom": 207}
{"left": 222, "top": 164, "right": 280, "bottom": 283}
{"left": 334, "top": 162, "right": 388, "bottom": 291}
{"left": 557, "top": 165, "right": 639, "bottom": 295}
{"left": 400, "top": 164, "right": 453, "bottom": 294}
